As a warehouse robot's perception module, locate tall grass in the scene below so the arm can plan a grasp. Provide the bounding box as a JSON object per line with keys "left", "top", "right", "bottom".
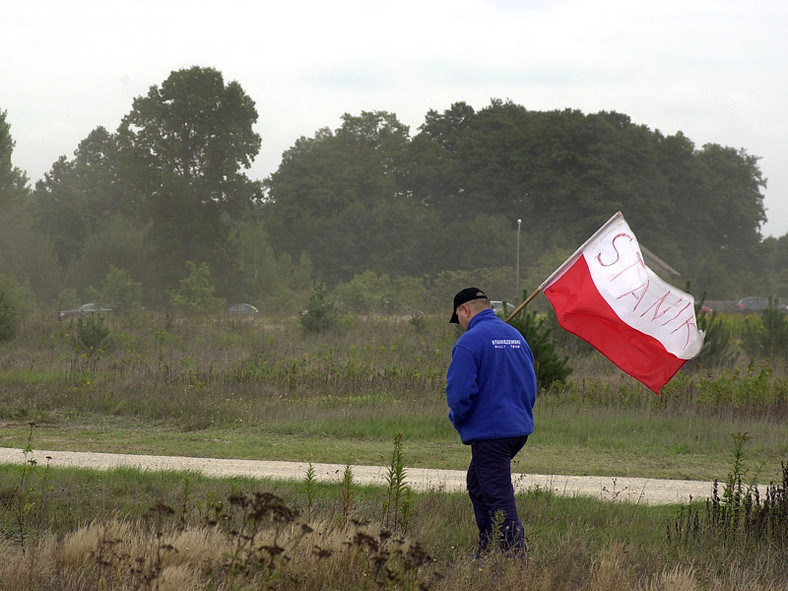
{"left": 0, "top": 311, "right": 787, "bottom": 588}
{"left": 0, "top": 455, "right": 786, "bottom": 590}
{"left": 1, "top": 312, "right": 786, "bottom": 480}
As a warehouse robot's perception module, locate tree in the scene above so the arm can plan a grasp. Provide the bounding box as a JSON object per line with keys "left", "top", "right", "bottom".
{"left": 170, "top": 261, "right": 222, "bottom": 315}
{"left": 411, "top": 101, "right": 768, "bottom": 296}
{"left": 100, "top": 265, "right": 143, "bottom": 314}
{"left": 653, "top": 131, "right": 709, "bottom": 265}
{"left": 261, "top": 99, "right": 768, "bottom": 299}
{"left": 300, "top": 283, "right": 337, "bottom": 334}
{"left": 229, "top": 219, "right": 314, "bottom": 311}
{"left": 0, "top": 273, "right": 36, "bottom": 340}
{"left": 265, "top": 111, "right": 417, "bottom": 283}
{"left": 117, "top": 66, "right": 263, "bottom": 279}
{"left": 436, "top": 213, "right": 517, "bottom": 288}
{"left": 231, "top": 220, "right": 282, "bottom": 304}
{"left": 696, "top": 144, "right": 767, "bottom": 272}
{"left": 63, "top": 213, "right": 153, "bottom": 304}
{"left": 32, "top": 126, "right": 132, "bottom": 267}
{"left": 0, "top": 282, "right": 17, "bottom": 343}
{"left": 0, "top": 109, "right": 29, "bottom": 209}
{"left": 420, "top": 101, "right": 476, "bottom": 153}
{"left": 0, "top": 113, "right": 62, "bottom": 303}
{"left": 444, "top": 99, "right": 535, "bottom": 222}
{"left": 763, "top": 235, "right": 788, "bottom": 296}
{"left": 508, "top": 309, "right": 572, "bottom": 390}
{"left": 0, "top": 205, "right": 60, "bottom": 303}
{"left": 332, "top": 271, "right": 395, "bottom": 313}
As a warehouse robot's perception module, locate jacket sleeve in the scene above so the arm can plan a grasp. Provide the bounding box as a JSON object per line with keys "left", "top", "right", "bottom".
{"left": 446, "top": 345, "right": 479, "bottom": 427}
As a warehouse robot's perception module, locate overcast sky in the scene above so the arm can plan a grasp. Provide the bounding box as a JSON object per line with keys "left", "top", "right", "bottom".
{"left": 3, "top": 1, "right": 787, "bottom": 236}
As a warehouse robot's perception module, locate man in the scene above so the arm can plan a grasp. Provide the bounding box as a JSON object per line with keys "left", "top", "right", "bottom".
{"left": 445, "top": 287, "right": 537, "bottom": 559}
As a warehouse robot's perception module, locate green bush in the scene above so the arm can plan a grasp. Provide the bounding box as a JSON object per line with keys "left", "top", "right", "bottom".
{"left": 332, "top": 271, "right": 393, "bottom": 313}
{"left": 672, "top": 434, "right": 788, "bottom": 554}
{"left": 332, "top": 272, "right": 430, "bottom": 315}
{"left": 691, "top": 307, "right": 736, "bottom": 368}
{"left": 694, "top": 361, "right": 788, "bottom": 412}
{"left": 300, "top": 283, "right": 338, "bottom": 334}
{"left": 170, "top": 261, "right": 222, "bottom": 316}
{"left": 101, "top": 265, "right": 143, "bottom": 314}
{"left": 742, "top": 303, "right": 788, "bottom": 358}
{"left": 0, "top": 291, "right": 17, "bottom": 342}
{"left": 70, "top": 314, "right": 111, "bottom": 355}
{"left": 507, "top": 308, "right": 572, "bottom": 390}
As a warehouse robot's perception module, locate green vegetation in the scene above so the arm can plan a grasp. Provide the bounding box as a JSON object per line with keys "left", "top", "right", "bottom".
{"left": 3, "top": 74, "right": 788, "bottom": 587}
{"left": 0, "top": 312, "right": 786, "bottom": 588}
{"left": 170, "top": 261, "right": 224, "bottom": 316}
{"left": 0, "top": 290, "right": 17, "bottom": 343}
{"left": 3, "top": 72, "right": 788, "bottom": 315}
{"left": 300, "top": 283, "right": 338, "bottom": 334}
{"left": 0, "top": 313, "right": 786, "bottom": 482}
{"left": 100, "top": 265, "right": 143, "bottom": 314}
{"left": 742, "top": 304, "right": 788, "bottom": 358}
{"left": 70, "top": 313, "right": 111, "bottom": 356}
{"left": 508, "top": 308, "right": 572, "bottom": 390}
{"left": 693, "top": 306, "right": 736, "bottom": 368}
{"left": 0, "top": 433, "right": 784, "bottom": 590}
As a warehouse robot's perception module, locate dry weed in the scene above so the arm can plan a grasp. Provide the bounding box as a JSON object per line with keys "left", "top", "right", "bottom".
{"left": 639, "top": 565, "right": 698, "bottom": 591}
{"left": 156, "top": 564, "right": 204, "bottom": 591}
{"left": 589, "top": 541, "right": 632, "bottom": 590}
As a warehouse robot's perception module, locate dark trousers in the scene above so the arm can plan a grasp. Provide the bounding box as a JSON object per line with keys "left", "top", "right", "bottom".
{"left": 467, "top": 435, "right": 528, "bottom": 555}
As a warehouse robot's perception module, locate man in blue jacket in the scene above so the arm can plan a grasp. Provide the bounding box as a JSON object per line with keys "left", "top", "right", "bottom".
{"left": 446, "top": 287, "right": 537, "bottom": 559}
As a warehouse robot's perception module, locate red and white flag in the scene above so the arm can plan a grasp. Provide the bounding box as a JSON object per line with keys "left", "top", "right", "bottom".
{"left": 539, "top": 212, "right": 704, "bottom": 393}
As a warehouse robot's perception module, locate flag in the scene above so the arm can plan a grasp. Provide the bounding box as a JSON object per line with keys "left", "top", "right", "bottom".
{"left": 539, "top": 212, "right": 704, "bottom": 393}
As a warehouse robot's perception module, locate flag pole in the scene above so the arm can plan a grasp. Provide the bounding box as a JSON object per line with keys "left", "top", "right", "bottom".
{"left": 504, "top": 287, "right": 541, "bottom": 324}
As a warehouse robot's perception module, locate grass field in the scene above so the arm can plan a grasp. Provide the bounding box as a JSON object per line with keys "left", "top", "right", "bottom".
{"left": 0, "top": 311, "right": 786, "bottom": 589}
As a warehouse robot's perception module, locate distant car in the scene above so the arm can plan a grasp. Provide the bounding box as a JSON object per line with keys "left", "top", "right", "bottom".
{"left": 59, "top": 303, "right": 112, "bottom": 320}
{"left": 490, "top": 300, "right": 516, "bottom": 316}
{"left": 736, "top": 297, "right": 788, "bottom": 313}
{"left": 227, "top": 303, "right": 259, "bottom": 315}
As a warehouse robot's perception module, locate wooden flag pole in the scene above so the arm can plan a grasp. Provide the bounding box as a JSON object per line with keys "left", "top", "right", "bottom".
{"left": 504, "top": 288, "right": 542, "bottom": 324}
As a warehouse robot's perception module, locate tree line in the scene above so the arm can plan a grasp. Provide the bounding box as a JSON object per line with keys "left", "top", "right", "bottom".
{"left": 2, "top": 65, "right": 788, "bottom": 317}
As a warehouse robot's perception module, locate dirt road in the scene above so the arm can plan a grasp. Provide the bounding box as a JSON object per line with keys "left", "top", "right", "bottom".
{"left": 1, "top": 446, "right": 753, "bottom": 506}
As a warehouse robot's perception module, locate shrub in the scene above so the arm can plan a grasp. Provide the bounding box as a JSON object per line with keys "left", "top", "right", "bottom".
{"left": 332, "top": 271, "right": 393, "bottom": 313}
{"left": 695, "top": 361, "right": 787, "bottom": 414}
{"left": 300, "top": 283, "right": 338, "bottom": 334}
{"left": 671, "top": 434, "right": 788, "bottom": 555}
{"left": 101, "top": 265, "right": 143, "bottom": 314}
{"left": 690, "top": 306, "right": 736, "bottom": 368}
{"left": 332, "top": 272, "right": 429, "bottom": 316}
{"left": 170, "top": 261, "right": 222, "bottom": 316}
{"left": 71, "top": 314, "right": 111, "bottom": 355}
{"left": 741, "top": 298, "right": 788, "bottom": 358}
{"left": 0, "top": 291, "right": 17, "bottom": 342}
{"left": 507, "top": 308, "right": 572, "bottom": 390}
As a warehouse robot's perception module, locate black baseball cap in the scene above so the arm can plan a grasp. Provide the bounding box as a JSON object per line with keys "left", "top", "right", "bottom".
{"left": 450, "top": 287, "right": 488, "bottom": 323}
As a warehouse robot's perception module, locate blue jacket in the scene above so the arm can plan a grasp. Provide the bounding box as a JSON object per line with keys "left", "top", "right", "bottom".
{"left": 446, "top": 308, "right": 537, "bottom": 444}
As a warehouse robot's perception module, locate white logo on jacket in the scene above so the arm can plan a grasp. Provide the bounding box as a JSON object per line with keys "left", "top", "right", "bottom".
{"left": 491, "top": 339, "right": 521, "bottom": 349}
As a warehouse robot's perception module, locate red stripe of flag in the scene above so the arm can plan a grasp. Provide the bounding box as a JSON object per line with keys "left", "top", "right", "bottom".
{"left": 544, "top": 252, "right": 688, "bottom": 394}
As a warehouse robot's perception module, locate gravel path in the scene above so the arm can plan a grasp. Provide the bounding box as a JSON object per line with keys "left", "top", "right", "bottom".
{"left": 0, "top": 446, "right": 753, "bottom": 506}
